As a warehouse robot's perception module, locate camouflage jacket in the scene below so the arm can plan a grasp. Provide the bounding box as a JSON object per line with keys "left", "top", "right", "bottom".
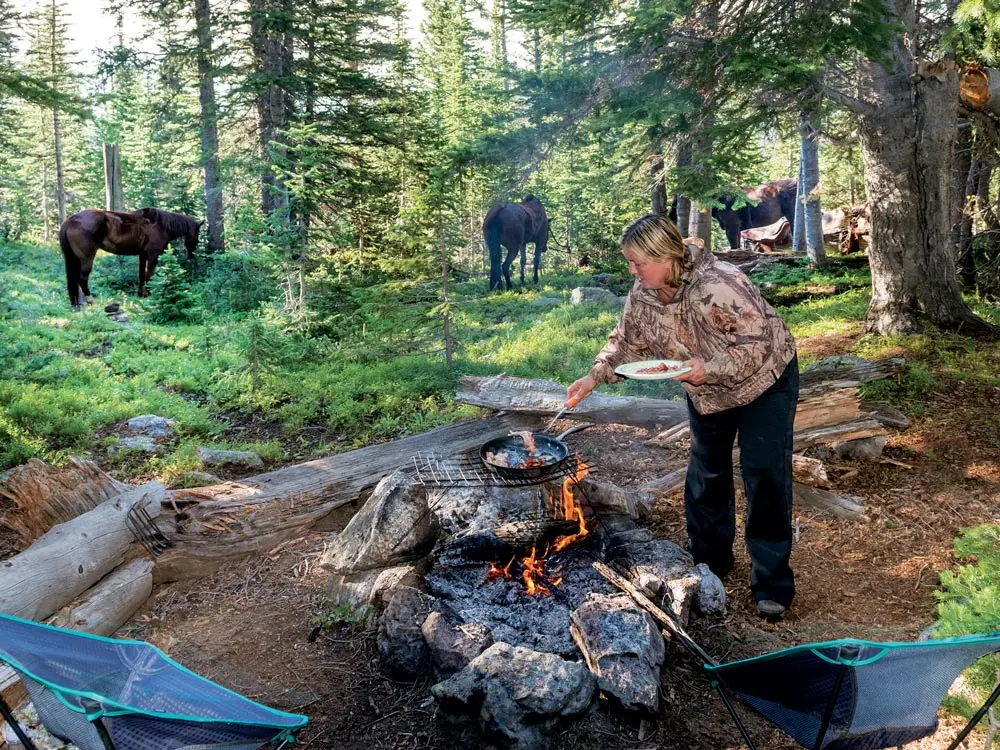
{"left": 588, "top": 244, "right": 796, "bottom": 414}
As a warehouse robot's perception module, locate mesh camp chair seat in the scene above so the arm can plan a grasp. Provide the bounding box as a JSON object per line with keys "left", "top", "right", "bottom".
{"left": 0, "top": 614, "right": 308, "bottom": 750}
{"left": 706, "top": 632, "right": 1000, "bottom": 750}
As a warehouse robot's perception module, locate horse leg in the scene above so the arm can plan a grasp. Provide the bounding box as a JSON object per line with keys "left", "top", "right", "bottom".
{"left": 60, "top": 227, "right": 83, "bottom": 309}
{"left": 519, "top": 243, "right": 526, "bottom": 287}
{"left": 145, "top": 251, "right": 162, "bottom": 287}
{"left": 486, "top": 225, "right": 503, "bottom": 292}
{"left": 138, "top": 251, "right": 149, "bottom": 297}
{"left": 533, "top": 244, "right": 542, "bottom": 284}
{"left": 79, "top": 257, "right": 95, "bottom": 305}
{"left": 502, "top": 247, "right": 516, "bottom": 291}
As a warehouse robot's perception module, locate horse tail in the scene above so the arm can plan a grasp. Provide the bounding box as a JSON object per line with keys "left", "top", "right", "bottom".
{"left": 59, "top": 221, "right": 82, "bottom": 308}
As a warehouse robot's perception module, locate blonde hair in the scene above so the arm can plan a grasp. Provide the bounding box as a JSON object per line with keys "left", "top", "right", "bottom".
{"left": 620, "top": 213, "right": 693, "bottom": 287}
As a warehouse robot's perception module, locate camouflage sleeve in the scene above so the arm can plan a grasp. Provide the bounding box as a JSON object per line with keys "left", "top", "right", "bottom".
{"left": 588, "top": 293, "right": 646, "bottom": 385}
{"left": 696, "top": 276, "right": 776, "bottom": 384}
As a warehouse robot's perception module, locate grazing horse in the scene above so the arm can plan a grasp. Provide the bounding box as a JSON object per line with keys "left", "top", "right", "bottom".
{"left": 59, "top": 207, "right": 202, "bottom": 309}
{"left": 482, "top": 195, "right": 549, "bottom": 291}
{"left": 713, "top": 179, "right": 798, "bottom": 250}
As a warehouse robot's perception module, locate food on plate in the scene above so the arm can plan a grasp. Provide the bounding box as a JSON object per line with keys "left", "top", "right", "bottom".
{"left": 635, "top": 361, "right": 683, "bottom": 375}
{"left": 484, "top": 449, "right": 553, "bottom": 470}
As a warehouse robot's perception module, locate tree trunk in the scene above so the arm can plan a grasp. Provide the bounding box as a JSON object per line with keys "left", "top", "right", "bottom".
{"left": 952, "top": 120, "right": 972, "bottom": 257}
{"left": 674, "top": 142, "right": 692, "bottom": 232}
{"left": 793, "top": 155, "right": 805, "bottom": 253}
{"left": 800, "top": 113, "right": 826, "bottom": 265}
{"left": 250, "top": 0, "right": 292, "bottom": 218}
{"left": 194, "top": 0, "right": 225, "bottom": 252}
{"left": 855, "top": 37, "right": 991, "bottom": 334}
{"left": 49, "top": 0, "right": 65, "bottom": 226}
{"left": 688, "top": 203, "right": 712, "bottom": 245}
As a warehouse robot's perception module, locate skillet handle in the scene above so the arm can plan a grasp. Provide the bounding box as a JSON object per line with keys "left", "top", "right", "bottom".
{"left": 554, "top": 423, "right": 595, "bottom": 441}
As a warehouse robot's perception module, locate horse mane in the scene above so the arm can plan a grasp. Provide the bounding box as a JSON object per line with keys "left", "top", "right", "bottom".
{"left": 139, "top": 207, "right": 198, "bottom": 239}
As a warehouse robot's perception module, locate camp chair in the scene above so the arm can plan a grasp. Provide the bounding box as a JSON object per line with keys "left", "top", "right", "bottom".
{"left": 0, "top": 613, "right": 308, "bottom": 750}
{"left": 661, "top": 606, "right": 1000, "bottom": 750}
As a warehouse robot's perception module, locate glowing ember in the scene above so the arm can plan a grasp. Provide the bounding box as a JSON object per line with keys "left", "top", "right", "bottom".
{"left": 487, "top": 457, "right": 591, "bottom": 596}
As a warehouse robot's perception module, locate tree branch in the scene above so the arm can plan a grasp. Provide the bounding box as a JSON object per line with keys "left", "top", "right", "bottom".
{"left": 818, "top": 82, "right": 876, "bottom": 117}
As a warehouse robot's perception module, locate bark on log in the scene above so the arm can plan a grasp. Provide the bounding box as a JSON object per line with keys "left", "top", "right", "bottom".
{"left": 793, "top": 419, "right": 886, "bottom": 452}
{"left": 792, "top": 455, "right": 831, "bottom": 488}
{"left": 50, "top": 557, "right": 153, "bottom": 635}
{"left": 0, "top": 458, "right": 128, "bottom": 545}
{"left": 456, "top": 374, "right": 687, "bottom": 430}
{"left": 789, "top": 484, "right": 868, "bottom": 522}
{"left": 860, "top": 400, "right": 911, "bottom": 430}
{"left": 0, "top": 482, "right": 162, "bottom": 621}
{"left": 155, "top": 414, "right": 535, "bottom": 582}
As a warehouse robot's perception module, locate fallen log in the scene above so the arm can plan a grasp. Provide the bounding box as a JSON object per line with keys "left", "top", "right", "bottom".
{"left": 456, "top": 374, "right": 686, "bottom": 430}
{"left": 0, "top": 458, "right": 128, "bottom": 545}
{"left": 0, "top": 482, "right": 162, "bottom": 621}
{"left": 792, "top": 455, "right": 831, "bottom": 488}
{"left": 155, "top": 413, "right": 535, "bottom": 581}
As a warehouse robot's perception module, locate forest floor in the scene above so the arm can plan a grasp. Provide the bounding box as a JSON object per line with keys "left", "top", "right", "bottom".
{"left": 87, "top": 328, "right": 1000, "bottom": 750}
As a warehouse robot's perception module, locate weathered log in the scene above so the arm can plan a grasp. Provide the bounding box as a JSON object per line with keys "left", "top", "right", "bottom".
{"left": 0, "top": 483, "right": 162, "bottom": 621}
{"left": 50, "top": 557, "right": 153, "bottom": 635}
{"left": 959, "top": 63, "right": 1000, "bottom": 119}
{"left": 793, "top": 419, "right": 886, "bottom": 452}
{"left": 861, "top": 400, "right": 911, "bottom": 430}
{"left": 789, "top": 484, "right": 868, "bottom": 523}
{"left": 155, "top": 414, "right": 535, "bottom": 582}
{"left": 456, "top": 374, "right": 687, "bottom": 430}
{"left": 646, "top": 423, "right": 689, "bottom": 447}
{"left": 792, "top": 455, "right": 831, "bottom": 488}
{"left": 798, "top": 356, "right": 906, "bottom": 388}
{"left": 0, "top": 458, "right": 128, "bottom": 545}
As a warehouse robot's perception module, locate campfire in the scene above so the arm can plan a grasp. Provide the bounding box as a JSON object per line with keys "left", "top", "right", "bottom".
{"left": 487, "top": 458, "right": 591, "bottom": 596}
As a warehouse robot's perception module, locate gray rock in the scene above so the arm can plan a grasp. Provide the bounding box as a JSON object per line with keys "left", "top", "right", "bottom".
{"left": 320, "top": 471, "right": 439, "bottom": 574}
{"left": 530, "top": 297, "right": 562, "bottom": 308}
{"left": 832, "top": 435, "right": 887, "bottom": 461}
{"left": 665, "top": 572, "right": 701, "bottom": 625}
{"left": 377, "top": 586, "right": 438, "bottom": 678}
{"left": 169, "top": 471, "right": 222, "bottom": 489}
{"left": 422, "top": 611, "right": 492, "bottom": 674}
{"left": 591, "top": 273, "right": 615, "bottom": 287}
{"left": 104, "top": 302, "right": 121, "bottom": 313}
{"left": 616, "top": 539, "right": 693, "bottom": 600}
{"left": 570, "top": 593, "right": 664, "bottom": 713}
{"left": 108, "top": 436, "right": 157, "bottom": 455}
{"left": 196, "top": 448, "right": 264, "bottom": 468}
{"left": 127, "top": 414, "right": 175, "bottom": 438}
{"left": 693, "top": 563, "right": 727, "bottom": 617}
{"left": 326, "top": 565, "right": 422, "bottom": 610}
{"left": 570, "top": 287, "right": 620, "bottom": 306}
{"left": 432, "top": 642, "right": 595, "bottom": 749}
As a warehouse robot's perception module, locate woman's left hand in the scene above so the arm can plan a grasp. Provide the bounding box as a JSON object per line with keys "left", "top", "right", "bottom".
{"left": 676, "top": 358, "right": 707, "bottom": 386}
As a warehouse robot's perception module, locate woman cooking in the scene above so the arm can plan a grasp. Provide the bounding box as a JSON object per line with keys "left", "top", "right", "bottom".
{"left": 568, "top": 213, "right": 799, "bottom": 620}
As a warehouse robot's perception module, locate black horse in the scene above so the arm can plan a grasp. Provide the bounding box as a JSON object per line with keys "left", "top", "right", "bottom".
{"left": 59, "top": 207, "right": 202, "bottom": 309}
{"left": 482, "top": 195, "right": 549, "bottom": 291}
{"left": 669, "top": 179, "right": 798, "bottom": 249}
{"left": 712, "top": 179, "right": 797, "bottom": 249}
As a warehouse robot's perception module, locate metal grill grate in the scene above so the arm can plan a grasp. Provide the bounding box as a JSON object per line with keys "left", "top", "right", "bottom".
{"left": 407, "top": 452, "right": 593, "bottom": 488}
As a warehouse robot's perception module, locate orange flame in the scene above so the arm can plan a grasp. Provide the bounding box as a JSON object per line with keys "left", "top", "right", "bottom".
{"left": 491, "top": 456, "right": 591, "bottom": 597}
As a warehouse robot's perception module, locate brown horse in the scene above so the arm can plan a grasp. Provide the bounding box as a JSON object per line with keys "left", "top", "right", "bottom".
{"left": 59, "top": 207, "right": 202, "bottom": 308}
{"left": 482, "top": 195, "right": 549, "bottom": 291}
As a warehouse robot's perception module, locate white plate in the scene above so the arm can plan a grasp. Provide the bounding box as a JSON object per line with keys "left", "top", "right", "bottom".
{"left": 615, "top": 359, "right": 692, "bottom": 381}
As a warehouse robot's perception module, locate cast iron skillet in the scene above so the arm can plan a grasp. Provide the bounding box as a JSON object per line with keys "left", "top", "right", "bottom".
{"left": 480, "top": 424, "right": 591, "bottom": 480}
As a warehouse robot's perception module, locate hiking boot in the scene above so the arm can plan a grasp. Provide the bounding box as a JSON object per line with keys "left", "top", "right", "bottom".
{"left": 756, "top": 599, "right": 787, "bottom": 621}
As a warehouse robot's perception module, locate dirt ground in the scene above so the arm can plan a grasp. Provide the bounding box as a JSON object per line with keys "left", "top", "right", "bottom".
{"left": 2, "top": 336, "right": 1000, "bottom": 750}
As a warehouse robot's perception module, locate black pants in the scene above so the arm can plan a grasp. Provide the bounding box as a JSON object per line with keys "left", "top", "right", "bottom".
{"left": 684, "top": 356, "right": 799, "bottom": 607}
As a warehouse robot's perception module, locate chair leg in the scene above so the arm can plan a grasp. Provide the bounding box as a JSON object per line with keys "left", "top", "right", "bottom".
{"left": 715, "top": 682, "right": 758, "bottom": 750}
{"left": 946, "top": 678, "right": 1000, "bottom": 750}
{"left": 814, "top": 663, "right": 848, "bottom": 750}
{"left": 0, "top": 695, "right": 39, "bottom": 750}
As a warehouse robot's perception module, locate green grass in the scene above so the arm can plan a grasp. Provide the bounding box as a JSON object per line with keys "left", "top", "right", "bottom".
{"left": 1, "top": 240, "right": 998, "bottom": 479}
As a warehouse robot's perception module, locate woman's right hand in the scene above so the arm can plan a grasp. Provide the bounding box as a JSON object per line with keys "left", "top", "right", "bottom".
{"left": 567, "top": 375, "right": 597, "bottom": 407}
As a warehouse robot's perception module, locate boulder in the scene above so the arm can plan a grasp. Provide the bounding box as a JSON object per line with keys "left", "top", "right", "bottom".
{"left": 320, "top": 471, "right": 439, "bottom": 574}
{"left": 126, "top": 415, "right": 175, "bottom": 438}
{"left": 570, "top": 593, "right": 664, "bottom": 713}
{"left": 431, "top": 642, "right": 596, "bottom": 750}
{"left": 570, "top": 287, "right": 621, "bottom": 307}
{"left": 377, "top": 586, "right": 438, "bottom": 678}
{"left": 196, "top": 448, "right": 264, "bottom": 468}
{"left": 693, "top": 563, "right": 727, "bottom": 617}
{"left": 326, "top": 564, "right": 422, "bottom": 610}
{"left": 833, "top": 435, "right": 887, "bottom": 461}
{"left": 108, "top": 436, "right": 157, "bottom": 455}
{"left": 616, "top": 539, "right": 692, "bottom": 599}
{"left": 421, "top": 611, "right": 493, "bottom": 674}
